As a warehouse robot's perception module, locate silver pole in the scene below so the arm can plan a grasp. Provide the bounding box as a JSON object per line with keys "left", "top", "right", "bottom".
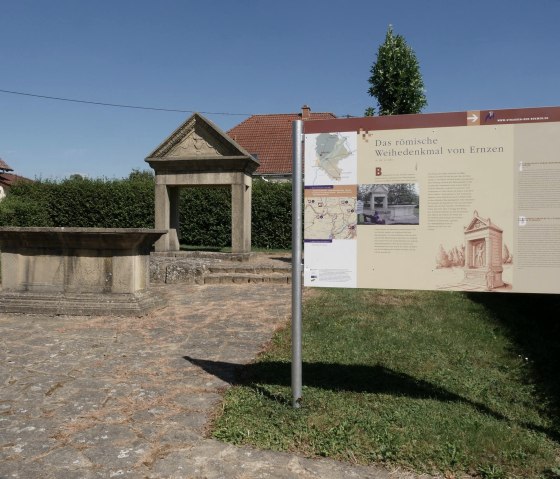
{"left": 291, "top": 120, "right": 303, "bottom": 408}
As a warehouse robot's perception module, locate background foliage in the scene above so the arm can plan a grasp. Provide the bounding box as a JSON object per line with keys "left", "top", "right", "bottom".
{"left": 0, "top": 172, "right": 292, "bottom": 249}
{"left": 0, "top": 171, "right": 155, "bottom": 228}
{"left": 357, "top": 184, "right": 419, "bottom": 206}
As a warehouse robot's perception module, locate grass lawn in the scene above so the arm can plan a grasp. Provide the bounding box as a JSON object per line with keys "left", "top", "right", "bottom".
{"left": 211, "top": 288, "right": 560, "bottom": 478}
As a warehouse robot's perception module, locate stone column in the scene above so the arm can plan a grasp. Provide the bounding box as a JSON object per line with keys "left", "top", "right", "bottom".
{"left": 231, "top": 174, "right": 252, "bottom": 253}
{"left": 168, "top": 187, "right": 180, "bottom": 251}
{"left": 154, "top": 183, "right": 170, "bottom": 252}
{"left": 466, "top": 241, "right": 473, "bottom": 268}
{"left": 154, "top": 184, "right": 180, "bottom": 252}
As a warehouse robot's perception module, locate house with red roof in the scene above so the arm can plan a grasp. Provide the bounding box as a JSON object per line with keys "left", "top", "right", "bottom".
{"left": 0, "top": 158, "right": 31, "bottom": 199}
{"left": 228, "top": 105, "right": 336, "bottom": 181}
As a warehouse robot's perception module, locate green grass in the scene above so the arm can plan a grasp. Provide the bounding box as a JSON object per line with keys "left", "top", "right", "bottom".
{"left": 211, "top": 289, "right": 560, "bottom": 478}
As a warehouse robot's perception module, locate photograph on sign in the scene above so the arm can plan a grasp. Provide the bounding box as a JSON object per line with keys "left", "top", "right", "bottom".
{"left": 357, "top": 183, "right": 419, "bottom": 225}
{"left": 303, "top": 107, "right": 560, "bottom": 294}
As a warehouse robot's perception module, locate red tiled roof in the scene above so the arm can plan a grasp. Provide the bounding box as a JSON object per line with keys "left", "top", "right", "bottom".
{"left": 0, "top": 173, "right": 32, "bottom": 187}
{"left": 228, "top": 110, "right": 336, "bottom": 175}
{"left": 0, "top": 158, "right": 14, "bottom": 172}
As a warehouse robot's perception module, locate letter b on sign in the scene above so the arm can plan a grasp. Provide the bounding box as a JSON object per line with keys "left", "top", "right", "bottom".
{"left": 375, "top": 167, "right": 382, "bottom": 176}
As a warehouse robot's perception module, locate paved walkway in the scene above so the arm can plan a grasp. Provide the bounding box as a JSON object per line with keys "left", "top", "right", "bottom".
{"left": 1, "top": 283, "right": 432, "bottom": 479}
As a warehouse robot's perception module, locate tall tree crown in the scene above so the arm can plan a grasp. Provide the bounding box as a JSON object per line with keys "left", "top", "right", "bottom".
{"left": 366, "top": 26, "right": 427, "bottom": 116}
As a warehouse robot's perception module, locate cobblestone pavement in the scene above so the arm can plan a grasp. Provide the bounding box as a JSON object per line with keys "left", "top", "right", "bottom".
{"left": 0, "top": 284, "right": 432, "bottom": 479}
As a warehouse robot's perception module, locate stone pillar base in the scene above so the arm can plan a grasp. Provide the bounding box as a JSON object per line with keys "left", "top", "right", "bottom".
{"left": 463, "top": 268, "right": 504, "bottom": 290}
{"left": 0, "top": 290, "right": 166, "bottom": 317}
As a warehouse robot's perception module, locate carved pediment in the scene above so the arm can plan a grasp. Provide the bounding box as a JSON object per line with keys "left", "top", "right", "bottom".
{"left": 371, "top": 184, "right": 389, "bottom": 194}
{"left": 167, "top": 130, "right": 220, "bottom": 157}
{"left": 466, "top": 217, "right": 488, "bottom": 232}
{"left": 465, "top": 211, "right": 502, "bottom": 233}
{"left": 146, "top": 113, "right": 254, "bottom": 161}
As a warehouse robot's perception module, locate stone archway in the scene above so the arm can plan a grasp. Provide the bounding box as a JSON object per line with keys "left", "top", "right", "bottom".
{"left": 145, "top": 113, "right": 259, "bottom": 254}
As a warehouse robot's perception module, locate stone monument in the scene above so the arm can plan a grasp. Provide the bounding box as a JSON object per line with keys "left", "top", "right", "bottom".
{"left": 145, "top": 114, "right": 259, "bottom": 255}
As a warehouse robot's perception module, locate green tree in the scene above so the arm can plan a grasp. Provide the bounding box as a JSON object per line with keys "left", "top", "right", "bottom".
{"left": 358, "top": 184, "right": 418, "bottom": 205}
{"left": 387, "top": 183, "right": 418, "bottom": 205}
{"left": 366, "top": 25, "right": 427, "bottom": 116}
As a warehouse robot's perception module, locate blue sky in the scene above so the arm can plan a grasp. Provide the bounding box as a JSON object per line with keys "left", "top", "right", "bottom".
{"left": 1, "top": 0, "right": 559, "bottom": 179}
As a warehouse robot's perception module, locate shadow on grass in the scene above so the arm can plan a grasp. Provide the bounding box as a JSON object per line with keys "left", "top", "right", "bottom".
{"left": 467, "top": 292, "right": 560, "bottom": 441}
{"left": 184, "top": 355, "right": 560, "bottom": 442}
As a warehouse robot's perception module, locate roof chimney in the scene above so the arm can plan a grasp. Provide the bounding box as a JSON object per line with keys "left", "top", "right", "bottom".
{"left": 301, "top": 104, "right": 311, "bottom": 119}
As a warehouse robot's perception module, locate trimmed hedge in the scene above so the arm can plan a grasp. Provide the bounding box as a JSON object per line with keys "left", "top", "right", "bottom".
{"left": 0, "top": 172, "right": 292, "bottom": 250}
{"left": 0, "top": 172, "right": 155, "bottom": 228}
{"left": 179, "top": 186, "right": 231, "bottom": 247}
{"left": 252, "top": 180, "right": 292, "bottom": 249}
{"left": 0, "top": 195, "right": 52, "bottom": 227}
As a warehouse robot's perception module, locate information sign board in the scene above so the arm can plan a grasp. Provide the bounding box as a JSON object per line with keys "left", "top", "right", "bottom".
{"left": 303, "top": 107, "right": 560, "bottom": 293}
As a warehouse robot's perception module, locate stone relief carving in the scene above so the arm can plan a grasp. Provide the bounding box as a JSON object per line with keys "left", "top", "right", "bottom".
{"left": 150, "top": 116, "right": 236, "bottom": 159}
{"left": 470, "top": 219, "right": 485, "bottom": 230}
{"left": 168, "top": 131, "right": 219, "bottom": 157}
{"left": 474, "top": 241, "right": 485, "bottom": 267}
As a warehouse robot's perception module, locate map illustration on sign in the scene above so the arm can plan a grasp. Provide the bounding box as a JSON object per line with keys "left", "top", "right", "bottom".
{"left": 304, "top": 132, "right": 357, "bottom": 185}
{"left": 304, "top": 185, "right": 358, "bottom": 240}
{"left": 304, "top": 195, "right": 357, "bottom": 240}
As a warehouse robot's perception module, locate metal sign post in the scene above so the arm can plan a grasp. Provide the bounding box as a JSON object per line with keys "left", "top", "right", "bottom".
{"left": 291, "top": 119, "right": 303, "bottom": 408}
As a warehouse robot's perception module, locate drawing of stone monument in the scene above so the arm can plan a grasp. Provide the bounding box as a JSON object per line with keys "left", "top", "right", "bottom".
{"left": 463, "top": 210, "right": 504, "bottom": 290}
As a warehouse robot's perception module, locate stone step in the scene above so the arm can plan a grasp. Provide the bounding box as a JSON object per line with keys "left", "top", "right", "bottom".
{"left": 152, "top": 250, "right": 252, "bottom": 262}
{"left": 206, "top": 264, "right": 291, "bottom": 274}
{"left": 203, "top": 272, "right": 291, "bottom": 285}
{"left": 150, "top": 252, "right": 294, "bottom": 285}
